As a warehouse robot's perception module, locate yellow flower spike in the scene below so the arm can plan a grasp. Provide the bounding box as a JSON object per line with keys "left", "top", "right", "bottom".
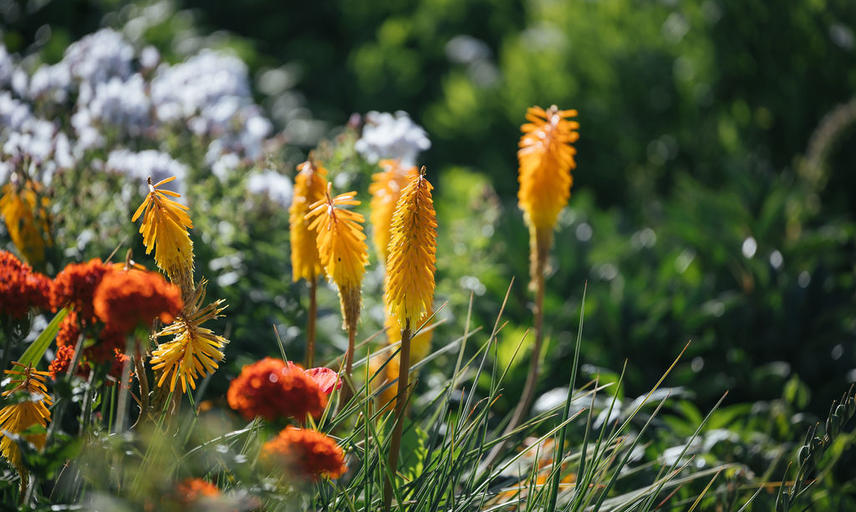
{"left": 517, "top": 105, "right": 579, "bottom": 283}
{"left": 0, "top": 179, "right": 52, "bottom": 266}
{"left": 306, "top": 184, "right": 369, "bottom": 331}
{"left": 132, "top": 176, "right": 195, "bottom": 296}
{"left": 489, "top": 105, "right": 579, "bottom": 470}
{"left": 305, "top": 183, "right": 368, "bottom": 396}
{"left": 150, "top": 283, "right": 229, "bottom": 394}
{"left": 369, "top": 159, "right": 418, "bottom": 263}
{"left": 0, "top": 362, "right": 52, "bottom": 473}
{"left": 383, "top": 168, "right": 437, "bottom": 328}
{"left": 382, "top": 166, "right": 437, "bottom": 510}
{"left": 289, "top": 159, "right": 329, "bottom": 283}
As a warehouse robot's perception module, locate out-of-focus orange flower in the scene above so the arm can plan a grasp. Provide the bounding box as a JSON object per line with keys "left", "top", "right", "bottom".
{"left": 0, "top": 179, "right": 52, "bottom": 266}
{"left": 227, "top": 357, "right": 327, "bottom": 421}
{"left": 260, "top": 426, "right": 347, "bottom": 481}
{"left": 369, "top": 160, "right": 418, "bottom": 263}
{"left": 0, "top": 250, "right": 51, "bottom": 318}
{"left": 51, "top": 258, "right": 112, "bottom": 322}
{"left": 48, "top": 344, "right": 75, "bottom": 379}
{"left": 93, "top": 269, "right": 183, "bottom": 334}
{"left": 174, "top": 477, "right": 220, "bottom": 505}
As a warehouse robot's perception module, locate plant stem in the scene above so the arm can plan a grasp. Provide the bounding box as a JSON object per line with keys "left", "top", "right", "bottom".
{"left": 339, "top": 325, "right": 357, "bottom": 409}
{"left": 306, "top": 276, "right": 318, "bottom": 368}
{"left": 384, "top": 320, "right": 411, "bottom": 512}
{"left": 506, "top": 227, "right": 548, "bottom": 436}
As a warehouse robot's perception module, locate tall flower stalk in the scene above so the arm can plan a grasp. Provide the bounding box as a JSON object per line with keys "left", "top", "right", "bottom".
{"left": 508, "top": 105, "right": 579, "bottom": 433}
{"left": 132, "top": 176, "right": 229, "bottom": 406}
{"left": 306, "top": 184, "right": 369, "bottom": 403}
{"left": 382, "top": 167, "right": 437, "bottom": 511}
{"left": 289, "top": 158, "right": 328, "bottom": 367}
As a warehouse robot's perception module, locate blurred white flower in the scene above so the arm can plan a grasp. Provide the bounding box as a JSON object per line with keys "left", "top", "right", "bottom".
{"left": 29, "top": 63, "right": 71, "bottom": 103}
{"left": 63, "top": 29, "right": 134, "bottom": 86}
{"left": 106, "top": 149, "right": 187, "bottom": 193}
{"left": 212, "top": 153, "right": 241, "bottom": 182}
{"left": 86, "top": 74, "right": 151, "bottom": 135}
{"left": 246, "top": 170, "right": 293, "bottom": 208}
{"left": 355, "top": 111, "right": 430, "bottom": 166}
{"left": 0, "top": 45, "right": 14, "bottom": 87}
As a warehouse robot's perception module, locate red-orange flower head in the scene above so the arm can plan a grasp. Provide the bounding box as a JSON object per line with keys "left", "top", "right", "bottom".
{"left": 174, "top": 478, "right": 220, "bottom": 505}
{"left": 260, "top": 426, "right": 347, "bottom": 481}
{"left": 227, "top": 357, "right": 326, "bottom": 422}
{"left": 0, "top": 250, "right": 51, "bottom": 318}
{"left": 51, "top": 259, "right": 112, "bottom": 322}
{"left": 93, "top": 269, "right": 183, "bottom": 334}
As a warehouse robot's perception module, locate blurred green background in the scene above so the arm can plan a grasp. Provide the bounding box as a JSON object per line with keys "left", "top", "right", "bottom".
{"left": 4, "top": 0, "right": 856, "bottom": 420}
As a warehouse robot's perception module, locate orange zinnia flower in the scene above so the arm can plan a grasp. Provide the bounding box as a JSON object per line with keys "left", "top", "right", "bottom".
{"left": 93, "top": 269, "right": 183, "bottom": 334}
{"left": 227, "top": 357, "right": 326, "bottom": 421}
{"left": 51, "top": 258, "right": 112, "bottom": 322}
{"left": 369, "top": 159, "right": 418, "bottom": 263}
{"left": 260, "top": 426, "right": 347, "bottom": 481}
{"left": 174, "top": 478, "right": 220, "bottom": 505}
{"left": 0, "top": 250, "right": 51, "bottom": 319}
{"left": 289, "top": 159, "right": 328, "bottom": 282}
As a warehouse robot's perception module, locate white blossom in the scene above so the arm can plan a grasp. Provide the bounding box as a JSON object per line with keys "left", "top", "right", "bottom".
{"left": 355, "top": 111, "right": 431, "bottom": 166}
{"left": 247, "top": 170, "right": 293, "bottom": 208}
{"left": 106, "top": 149, "right": 187, "bottom": 193}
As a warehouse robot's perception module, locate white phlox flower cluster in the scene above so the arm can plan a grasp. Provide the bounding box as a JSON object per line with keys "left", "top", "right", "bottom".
{"left": 0, "top": 28, "right": 277, "bottom": 198}
{"left": 246, "top": 170, "right": 293, "bottom": 208}
{"left": 354, "top": 111, "right": 431, "bottom": 167}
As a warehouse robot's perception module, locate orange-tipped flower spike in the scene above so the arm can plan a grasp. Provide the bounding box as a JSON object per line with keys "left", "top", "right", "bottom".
{"left": 517, "top": 105, "right": 579, "bottom": 283}
{"left": 382, "top": 167, "right": 437, "bottom": 510}
{"left": 306, "top": 184, "right": 369, "bottom": 333}
{"left": 384, "top": 168, "right": 437, "bottom": 328}
{"left": 0, "top": 362, "right": 52, "bottom": 473}
{"left": 290, "top": 159, "right": 329, "bottom": 282}
{"left": 369, "top": 160, "right": 419, "bottom": 263}
{"left": 132, "top": 176, "right": 195, "bottom": 297}
{"left": 306, "top": 183, "right": 368, "bottom": 393}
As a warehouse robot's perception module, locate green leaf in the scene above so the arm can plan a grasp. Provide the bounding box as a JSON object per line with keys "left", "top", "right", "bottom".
{"left": 18, "top": 308, "right": 68, "bottom": 369}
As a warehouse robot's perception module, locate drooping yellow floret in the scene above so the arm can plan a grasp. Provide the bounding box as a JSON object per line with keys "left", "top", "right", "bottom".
{"left": 384, "top": 169, "right": 437, "bottom": 328}
{"left": 0, "top": 362, "right": 52, "bottom": 472}
{"left": 131, "top": 177, "right": 194, "bottom": 287}
{"left": 306, "top": 185, "right": 369, "bottom": 331}
{"left": 289, "top": 159, "right": 329, "bottom": 282}
{"left": 0, "top": 179, "right": 52, "bottom": 266}
{"left": 150, "top": 283, "right": 229, "bottom": 393}
{"left": 517, "top": 105, "right": 579, "bottom": 231}
{"left": 369, "top": 160, "right": 418, "bottom": 263}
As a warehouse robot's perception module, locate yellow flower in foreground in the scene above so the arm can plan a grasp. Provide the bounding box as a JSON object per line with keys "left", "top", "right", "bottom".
{"left": 131, "top": 176, "right": 194, "bottom": 289}
{"left": 517, "top": 105, "right": 578, "bottom": 232}
{"left": 150, "top": 284, "right": 229, "bottom": 393}
{"left": 384, "top": 169, "right": 437, "bottom": 328}
{"left": 0, "top": 362, "right": 52, "bottom": 471}
{"left": 369, "top": 160, "right": 418, "bottom": 263}
{"left": 0, "top": 180, "right": 52, "bottom": 265}
{"left": 306, "top": 185, "right": 369, "bottom": 332}
{"left": 290, "top": 159, "right": 328, "bottom": 282}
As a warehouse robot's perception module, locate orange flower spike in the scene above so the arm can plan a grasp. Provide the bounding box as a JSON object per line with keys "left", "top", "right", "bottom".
{"left": 383, "top": 168, "right": 437, "bottom": 328}
{"left": 131, "top": 176, "right": 194, "bottom": 289}
{"left": 517, "top": 105, "right": 579, "bottom": 233}
{"left": 369, "top": 159, "right": 419, "bottom": 263}
{"left": 289, "top": 159, "right": 329, "bottom": 282}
